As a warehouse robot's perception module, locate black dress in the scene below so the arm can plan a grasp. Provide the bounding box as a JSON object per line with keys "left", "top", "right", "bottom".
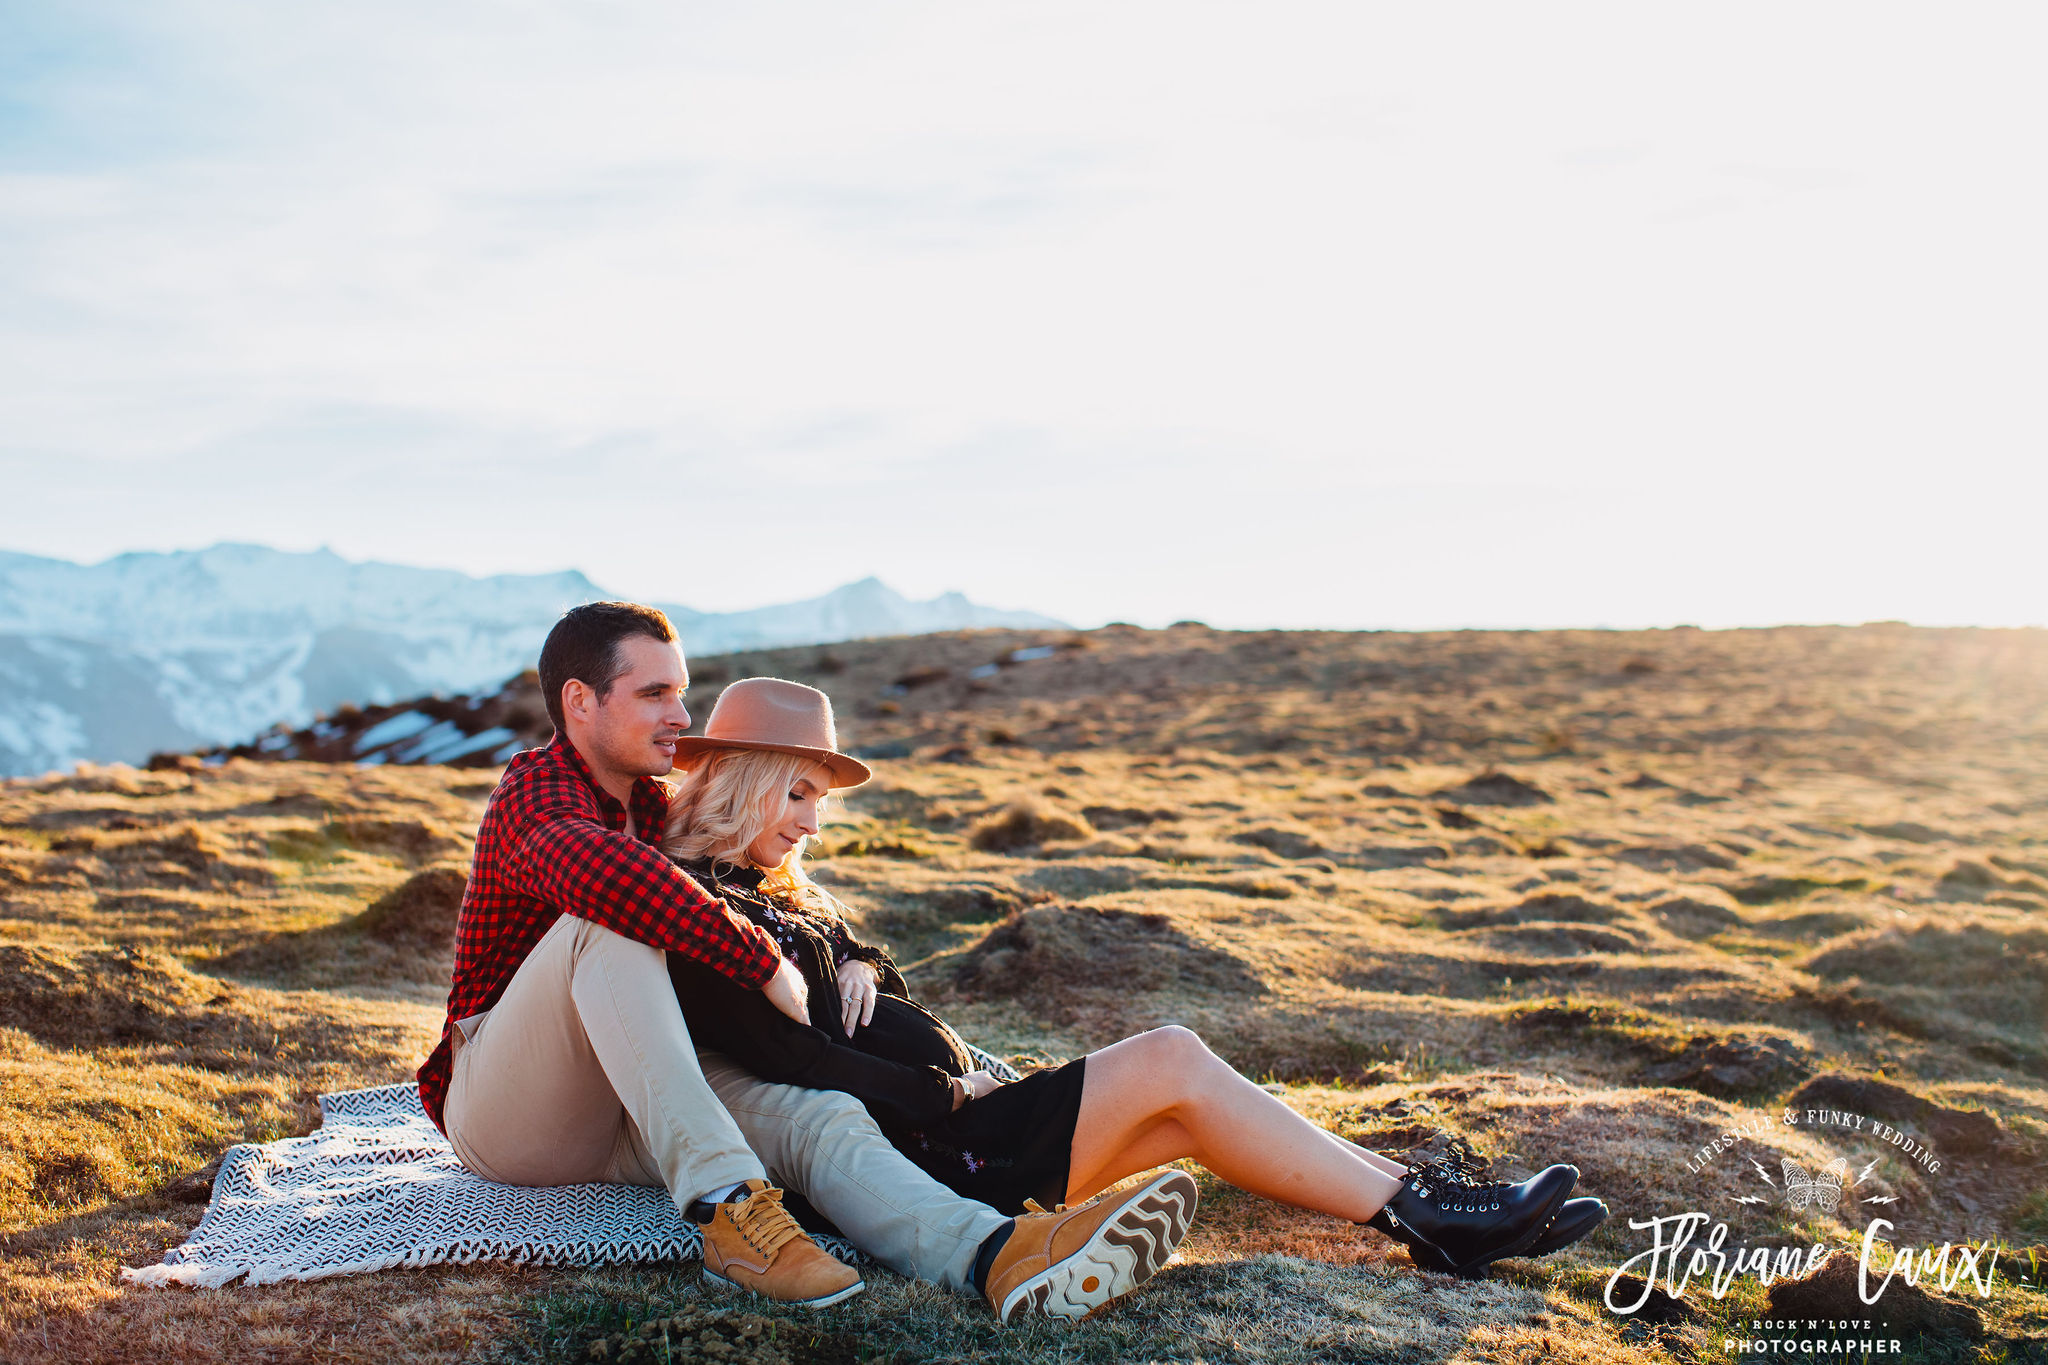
{"left": 666, "top": 858, "right": 1086, "bottom": 1215}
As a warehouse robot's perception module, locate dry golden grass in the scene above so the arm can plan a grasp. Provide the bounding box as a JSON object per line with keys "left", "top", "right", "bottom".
{"left": 4, "top": 623, "right": 2047, "bottom": 1362}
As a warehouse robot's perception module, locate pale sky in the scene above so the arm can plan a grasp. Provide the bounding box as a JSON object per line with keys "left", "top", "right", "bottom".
{"left": 4, "top": 2, "right": 2044, "bottom": 629}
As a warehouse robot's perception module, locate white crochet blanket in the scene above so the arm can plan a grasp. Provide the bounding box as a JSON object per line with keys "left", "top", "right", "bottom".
{"left": 122, "top": 1055, "right": 1015, "bottom": 1289}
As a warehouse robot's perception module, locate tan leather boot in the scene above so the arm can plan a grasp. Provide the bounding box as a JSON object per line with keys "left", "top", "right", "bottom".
{"left": 699, "top": 1180, "right": 865, "bottom": 1308}
{"left": 984, "top": 1169, "right": 1198, "bottom": 1323}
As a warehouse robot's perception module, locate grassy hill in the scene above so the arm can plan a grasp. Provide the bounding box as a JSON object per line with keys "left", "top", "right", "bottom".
{"left": 4, "top": 623, "right": 2046, "bottom": 1363}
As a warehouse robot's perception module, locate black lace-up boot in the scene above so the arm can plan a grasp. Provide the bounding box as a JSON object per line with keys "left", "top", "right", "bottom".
{"left": 1404, "top": 1195, "right": 1610, "bottom": 1277}
{"left": 1364, "top": 1139, "right": 1578, "bottom": 1276}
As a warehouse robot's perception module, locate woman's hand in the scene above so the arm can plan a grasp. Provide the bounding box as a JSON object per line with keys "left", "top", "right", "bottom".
{"left": 949, "top": 1068, "right": 1005, "bottom": 1111}
{"left": 836, "top": 959, "right": 880, "bottom": 1037}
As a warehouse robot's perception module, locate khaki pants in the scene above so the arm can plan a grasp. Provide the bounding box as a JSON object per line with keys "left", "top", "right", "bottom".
{"left": 443, "top": 914, "right": 1006, "bottom": 1289}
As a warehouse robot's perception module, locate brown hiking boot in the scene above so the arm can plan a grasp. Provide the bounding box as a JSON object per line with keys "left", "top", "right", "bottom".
{"left": 984, "top": 1169, "right": 1198, "bottom": 1323}
{"left": 699, "top": 1180, "right": 864, "bottom": 1308}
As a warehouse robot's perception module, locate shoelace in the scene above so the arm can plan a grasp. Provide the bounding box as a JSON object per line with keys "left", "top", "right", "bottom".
{"left": 728, "top": 1186, "right": 805, "bottom": 1260}
{"left": 1022, "top": 1195, "right": 1100, "bottom": 1218}
{"left": 1411, "top": 1138, "right": 1513, "bottom": 1213}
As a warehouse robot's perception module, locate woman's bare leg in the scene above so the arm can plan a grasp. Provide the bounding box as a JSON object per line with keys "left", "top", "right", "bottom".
{"left": 1342, "top": 1138, "right": 1411, "bottom": 1179}
{"left": 1064, "top": 1026, "right": 1403, "bottom": 1222}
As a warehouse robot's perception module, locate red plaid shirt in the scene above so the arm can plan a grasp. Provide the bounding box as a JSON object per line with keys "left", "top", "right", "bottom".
{"left": 416, "top": 734, "right": 782, "bottom": 1130}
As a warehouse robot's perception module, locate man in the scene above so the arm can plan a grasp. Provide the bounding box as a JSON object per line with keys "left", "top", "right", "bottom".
{"left": 419, "top": 601, "right": 1195, "bottom": 1318}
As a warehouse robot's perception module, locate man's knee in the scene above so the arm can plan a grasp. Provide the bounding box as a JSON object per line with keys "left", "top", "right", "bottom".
{"left": 562, "top": 917, "right": 677, "bottom": 1003}
{"left": 565, "top": 914, "right": 664, "bottom": 966}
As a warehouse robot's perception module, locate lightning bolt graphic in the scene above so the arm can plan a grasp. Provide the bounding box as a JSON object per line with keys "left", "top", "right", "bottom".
{"left": 1863, "top": 1196, "right": 1900, "bottom": 1205}
{"left": 1856, "top": 1157, "right": 1881, "bottom": 1184}
{"left": 1732, "top": 1195, "right": 1769, "bottom": 1206}
{"left": 1751, "top": 1158, "right": 1776, "bottom": 1186}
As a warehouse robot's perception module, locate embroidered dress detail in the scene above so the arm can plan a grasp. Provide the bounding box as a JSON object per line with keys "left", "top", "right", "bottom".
{"left": 906, "top": 1129, "right": 1016, "bottom": 1176}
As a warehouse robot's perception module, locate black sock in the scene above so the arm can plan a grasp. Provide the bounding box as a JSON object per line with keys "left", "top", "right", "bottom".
{"left": 970, "top": 1222, "right": 1014, "bottom": 1295}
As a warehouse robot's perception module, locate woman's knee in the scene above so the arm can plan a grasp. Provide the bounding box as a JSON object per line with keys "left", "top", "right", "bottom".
{"left": 1146, "top": 1023, "right": 1204, "bottom": 1055}
{"left": 1088, "top": 1025, "right": 1223, "bottom": 1102}
{"left": 1138, "top": 1024, "right": 1217, "bottom": 1070}
{"left": 1158, "top": 1026, "right": 1252, "bottom": 1107}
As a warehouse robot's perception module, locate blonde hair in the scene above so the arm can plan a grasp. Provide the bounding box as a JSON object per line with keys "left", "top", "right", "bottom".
{"left": 662, "top": 748, "right": 836, "bottom": 908}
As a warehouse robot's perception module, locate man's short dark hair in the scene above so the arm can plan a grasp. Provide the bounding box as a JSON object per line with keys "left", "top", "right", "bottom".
{"left": 537, "top": 601, "right": 679, "bottom": 735}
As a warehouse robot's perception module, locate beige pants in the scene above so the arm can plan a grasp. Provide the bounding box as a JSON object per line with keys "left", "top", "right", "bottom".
{"left": 443, "top": 914, "right": 1005, "bottom": 1288}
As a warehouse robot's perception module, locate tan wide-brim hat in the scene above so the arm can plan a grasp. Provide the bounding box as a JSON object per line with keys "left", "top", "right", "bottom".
{"left": 670, "top": 676, "right": 873, "bottom": 790}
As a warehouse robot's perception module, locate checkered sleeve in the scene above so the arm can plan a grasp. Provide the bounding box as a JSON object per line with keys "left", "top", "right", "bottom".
{"left": 508, "top": 781, "right": 782, "bottom": 988}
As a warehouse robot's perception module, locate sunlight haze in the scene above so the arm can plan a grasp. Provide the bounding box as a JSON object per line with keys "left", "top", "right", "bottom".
{"left": 3, "top": 2, "right": 2042, "bottom": 628}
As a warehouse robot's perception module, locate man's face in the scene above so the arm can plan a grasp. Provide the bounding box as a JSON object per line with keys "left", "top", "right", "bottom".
{"left": 577, "top": 635, "right": 692, "bottom": 782}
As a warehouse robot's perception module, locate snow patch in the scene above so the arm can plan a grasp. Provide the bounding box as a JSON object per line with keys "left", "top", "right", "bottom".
{"left": 421, "top": 727, "right": 517, "bottom": 764}
{"left": 352, "top": 711, "right": 435, "bottom": 754}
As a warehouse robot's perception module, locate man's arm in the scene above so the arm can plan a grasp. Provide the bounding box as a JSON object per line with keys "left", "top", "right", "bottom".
{"left": 512, "top": 795, "right": 782, "bottom": 989}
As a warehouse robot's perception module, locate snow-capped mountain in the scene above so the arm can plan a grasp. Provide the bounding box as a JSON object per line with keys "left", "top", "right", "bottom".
{"left": 0, "top": 544, "right": 1062, "bottom": 775}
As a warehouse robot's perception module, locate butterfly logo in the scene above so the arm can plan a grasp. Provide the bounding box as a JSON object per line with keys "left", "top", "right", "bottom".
{"left": 1781, "top": 1156, "right": 1849, "bottom": 1213}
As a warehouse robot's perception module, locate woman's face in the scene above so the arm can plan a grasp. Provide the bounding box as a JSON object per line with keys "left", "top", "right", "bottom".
{"left": 744, "top": 761, "right": 833, "bottom": 868}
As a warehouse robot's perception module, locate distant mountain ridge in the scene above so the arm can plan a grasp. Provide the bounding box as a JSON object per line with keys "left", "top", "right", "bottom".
{"left": 0, "top": 544, "right": 1062, "bottom": 775}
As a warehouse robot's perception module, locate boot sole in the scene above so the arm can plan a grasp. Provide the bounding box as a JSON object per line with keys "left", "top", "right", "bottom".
{"left": 1412, "top": 1197, "right": 1608, "bottom": 1277}
{"left": 998, "top": 1170, "right": 1199, "bottom": 1323}
{"left": 703, "top": 1267, "right": 867, "bottom": 1308}
{"left": 1510, "top": 1198, "right": 1608, "bottom": 1261}
{"left": 1412, "top": 1173, "right": 1576, "bottom": 1278}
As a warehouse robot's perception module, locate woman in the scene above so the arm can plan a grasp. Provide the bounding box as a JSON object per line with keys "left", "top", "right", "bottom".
{"left": 662, "top": 678, "right": 1608, "bottom": 1278}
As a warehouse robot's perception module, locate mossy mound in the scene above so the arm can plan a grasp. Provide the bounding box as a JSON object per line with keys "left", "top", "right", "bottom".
{"left": 965, "top": 800, "right": 1093, "bottom": 852}
{"left": 352, "top": 864, "right": 468, "bottom": 950}
{"left": 947, "top": 903, "right": 1263, "bottom": 1002}
{"left": 0, "top": 943, "right": 215, "bottom": 1049}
